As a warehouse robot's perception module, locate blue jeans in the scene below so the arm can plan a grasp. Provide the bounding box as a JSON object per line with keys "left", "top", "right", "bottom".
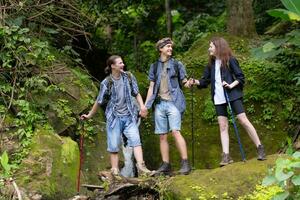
{"left": 154, "top": 100, "right": 182, "bottom": 134}
{"left": 106, "top": 115, "right": 141, "bottom": 152}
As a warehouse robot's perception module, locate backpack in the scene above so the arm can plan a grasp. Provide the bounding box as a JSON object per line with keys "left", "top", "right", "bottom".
{"left": 101, "top": 72, "right": 137, "bottom": 110}
{"left": 152, "top": 59, "right": 182, "bottom": 89}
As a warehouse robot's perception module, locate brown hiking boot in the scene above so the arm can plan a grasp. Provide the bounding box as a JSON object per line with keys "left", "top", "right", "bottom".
{"left": 257, "top": 145, "right": 266, "bottom": 160}
{"left": 136, "top": 162, "right": 155, "bottom": 176}
{"left": 219, "top": 152, "right": 233, "bottom": 166}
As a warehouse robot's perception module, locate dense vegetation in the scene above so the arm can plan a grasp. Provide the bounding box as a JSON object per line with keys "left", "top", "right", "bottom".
{"left": 0, "top": 0, "right": 299, "bottom": 199}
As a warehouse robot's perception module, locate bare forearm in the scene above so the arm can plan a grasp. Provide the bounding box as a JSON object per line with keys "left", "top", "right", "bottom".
{"left": 88, "top": 101, "right": 99, "bottom": 117}
{"left": 145, "top": 82, "right": 154, "bottom": 105}
{"left": 231, "top": 80, "right": 239, "bottom": 88}
{"left": 135, "top": 93, "right": 145, "bottom": 108}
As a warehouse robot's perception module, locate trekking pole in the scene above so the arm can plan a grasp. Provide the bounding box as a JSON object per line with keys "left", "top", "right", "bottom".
{"left": 77, "top": 120, "right": 85, "bottom": 194}
{"left": 223, "top": 88, "right": 246, "bottom": 162}
{"left": 191, "top": 71, "right": 195, "bottom": 168}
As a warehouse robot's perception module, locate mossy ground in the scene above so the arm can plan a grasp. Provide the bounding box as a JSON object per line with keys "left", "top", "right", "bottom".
{"left": 165, "top": 154, "right": 282, "bottom": 200}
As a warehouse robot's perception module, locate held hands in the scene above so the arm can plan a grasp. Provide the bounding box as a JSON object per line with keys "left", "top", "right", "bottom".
{"left": 186, "top": 78, "right": 199, "bottom": 87}
{"left": 139, "top": 105, "right": 148, "bottom": 118}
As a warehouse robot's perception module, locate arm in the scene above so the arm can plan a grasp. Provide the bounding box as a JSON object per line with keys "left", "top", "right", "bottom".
{"left": 135, "top": 93, "right": 148, "bottom": 117}
{"left": 145, "top": 81, "right": 155, "bottom": 108}
{"left": 177, "top": 61, "right": 190, "bottom": 88}
{"left": 80, "top": 101, "right": 99, "bottom": 120}
{"left": 225, "top": 57, "right": 245, "bottom": 89}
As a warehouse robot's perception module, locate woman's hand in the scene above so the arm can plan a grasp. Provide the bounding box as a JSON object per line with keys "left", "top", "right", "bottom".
{"left": 222, "top": 81, "right": 233, "bottom": 89}
{"left": 223, "top": 80, "right": 239, "bottom": 89}
{"left": 139, "top": 105, "right": 148, "bottom": 118}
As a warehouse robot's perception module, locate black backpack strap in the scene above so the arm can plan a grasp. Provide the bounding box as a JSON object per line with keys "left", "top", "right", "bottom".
{"left": 153, "top": 59, "right": 181, "bottom": 88}
{"left": 153, "top": 61, "right": 159, "bottom": 81}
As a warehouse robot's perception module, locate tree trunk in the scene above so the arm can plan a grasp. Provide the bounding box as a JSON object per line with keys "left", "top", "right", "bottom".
{"left": 165, "top": 0, "right": 172, "bottom": 37}
{"left": 227, "top": 0, "right": 257, "bottom": 37}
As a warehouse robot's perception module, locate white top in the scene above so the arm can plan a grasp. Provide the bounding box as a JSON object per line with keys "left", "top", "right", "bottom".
{"left": 214, "top": 59, "right": 226, "bottom": 105}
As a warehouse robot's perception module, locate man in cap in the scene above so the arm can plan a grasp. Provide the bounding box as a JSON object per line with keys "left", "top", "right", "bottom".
{"left": 145, "top": 37, "right": 191, "bottom": 175}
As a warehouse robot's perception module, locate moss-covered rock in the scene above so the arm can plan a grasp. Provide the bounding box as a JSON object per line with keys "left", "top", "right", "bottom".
{"left": 16, "top": 128, "right": 80, "bottom": 199}
{"left": 165, "top": 154, "right": 282, "bottom": 199}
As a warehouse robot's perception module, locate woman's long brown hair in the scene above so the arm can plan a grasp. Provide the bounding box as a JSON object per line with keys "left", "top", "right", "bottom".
{"left": 208, "top": 37, "right": 233, "bottom": 68}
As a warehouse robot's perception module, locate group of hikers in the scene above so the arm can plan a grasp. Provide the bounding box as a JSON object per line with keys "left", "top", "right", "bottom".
{"left": 80, "top": 36, "right": 266, "bottom": 177}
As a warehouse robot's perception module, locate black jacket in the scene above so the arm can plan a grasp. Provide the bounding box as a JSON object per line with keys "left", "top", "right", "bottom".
{"left": 197, "top": 57, "right": 245, "bottom": 103}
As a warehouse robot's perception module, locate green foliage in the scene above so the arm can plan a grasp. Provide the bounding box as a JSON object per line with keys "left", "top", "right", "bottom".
{"left": 238, "top": 185, "right": 284, "bottom": 200}
{"left": 267, "top": 0, "right": 300, "bottom": 21}
{"left": 262, "top": 152, "right": 300, "bottom": 199}
{"left": 251, "top": 30, "right": 300, "bottom": 60}
{"left": 51, "top": 99, "right": 76, "bottom": 126}
{"left": 0, "top": 151, "right": 17, "bottom": 187}
{"left": 77, "top": 120, "right": 96, "bottom": 141}
{"left": 173, "top": 12, "right": 226, "bottom": 52}
{"left": 202, "top": 98, "right": 216, "bottom": 123}
{"left": 242, "top": 58, "right": 300, "bottom": 128}
{"left": 252, "top": 0, "right": 300, "bottom": 90}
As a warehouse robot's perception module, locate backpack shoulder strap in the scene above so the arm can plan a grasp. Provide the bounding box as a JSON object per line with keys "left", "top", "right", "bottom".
{"left": 173, "top": 59, "right": 182, "bottom": 88}
{"left": 105, "top": 75, "right": 113, "bottom": 95}
{"left": 152, "top": 61, "right": 159, "bottom": 81}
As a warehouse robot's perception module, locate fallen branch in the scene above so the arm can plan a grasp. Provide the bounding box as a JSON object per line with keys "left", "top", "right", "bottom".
{"left": 10, "top": 178, "right": 22, "bottom": 200}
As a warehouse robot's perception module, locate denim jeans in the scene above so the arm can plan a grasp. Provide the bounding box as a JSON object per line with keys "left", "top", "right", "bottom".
{"left": 154, "top": 100, "right": 181, "bottom": 134}
{"left": 106, "top": 115, "right": 141, "bottom": 152}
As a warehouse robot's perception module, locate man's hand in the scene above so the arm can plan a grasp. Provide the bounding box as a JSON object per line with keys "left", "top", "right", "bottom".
{"left": 139, "top": 105, "right": 148, "bottom": 118}
{"left": 80, "top": 113, "right": 92, "bottom": 120}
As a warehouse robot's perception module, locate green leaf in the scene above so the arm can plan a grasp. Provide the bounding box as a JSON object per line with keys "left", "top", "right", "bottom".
{"left": 267, "top": 9, "right": 300, "bottom": 21}
{"left": 263, "top": 42, "right": 277, "bottom": 52}
{"left": 42, "top": 28, "right": 59, "bottom": 34}
{"left": 292, "top": 151, "right": 300, "bottom": 158}
{"left": 281, "top": 0, "right": 300, "bottom": 16}
{"left": 275, "top": 169, "right": 294, "bottom": 182}
{"left": 289, "top": 161, "right": 300, "bottom": 168}
{"left": 271, "top": 191, "right": 289, "bottom": 200}
{"left": 276, "top": 158, "right": 291, "bottom": 168}
{"left": 0, "top": 151, "right": 9, "bottom": 166}
{"left": 262, "top": 175, "right": 277, "bottom": 186}
{"left": 291, "top": 175, "right": 300, "bottom": 185}
{"left": 0, "top": 151, "right": 10, "bottom": 173}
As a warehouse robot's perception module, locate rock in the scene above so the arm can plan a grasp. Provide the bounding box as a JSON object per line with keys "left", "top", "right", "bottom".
{"left": 16, "top": 128, "right": 80, "bottom": 199}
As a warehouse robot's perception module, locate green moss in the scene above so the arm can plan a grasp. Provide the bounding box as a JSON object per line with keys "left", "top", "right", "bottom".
{"left": 166, "top": 154, "right": 282, "bottom": 200}
{"left": 17, "top": 128, "right": 80, "bottom": 199}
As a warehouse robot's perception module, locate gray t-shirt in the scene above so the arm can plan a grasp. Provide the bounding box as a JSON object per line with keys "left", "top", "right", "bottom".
{"left": 112, "top": 75, "right": 130, "bottom": 116}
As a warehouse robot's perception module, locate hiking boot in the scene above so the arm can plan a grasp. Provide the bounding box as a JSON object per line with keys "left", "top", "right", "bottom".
{"left": 155, "top": 161, "right": 171, "bottom": 176}
{"left": 136, "top": 161, "right": 154, "bottom": 176}
{"left": 219, "top": 153, "right": 233, "bottom": 166}
{"left": 257, "top": 144, "right": 266, "bottom": 160}
{"left": 178, "top": 159, "right": 191, "bottom": 175}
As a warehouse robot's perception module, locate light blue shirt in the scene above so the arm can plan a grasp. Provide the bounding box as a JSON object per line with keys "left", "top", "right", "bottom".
{"left": 96, "top": 72, "right": 139, "bottom": 128}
